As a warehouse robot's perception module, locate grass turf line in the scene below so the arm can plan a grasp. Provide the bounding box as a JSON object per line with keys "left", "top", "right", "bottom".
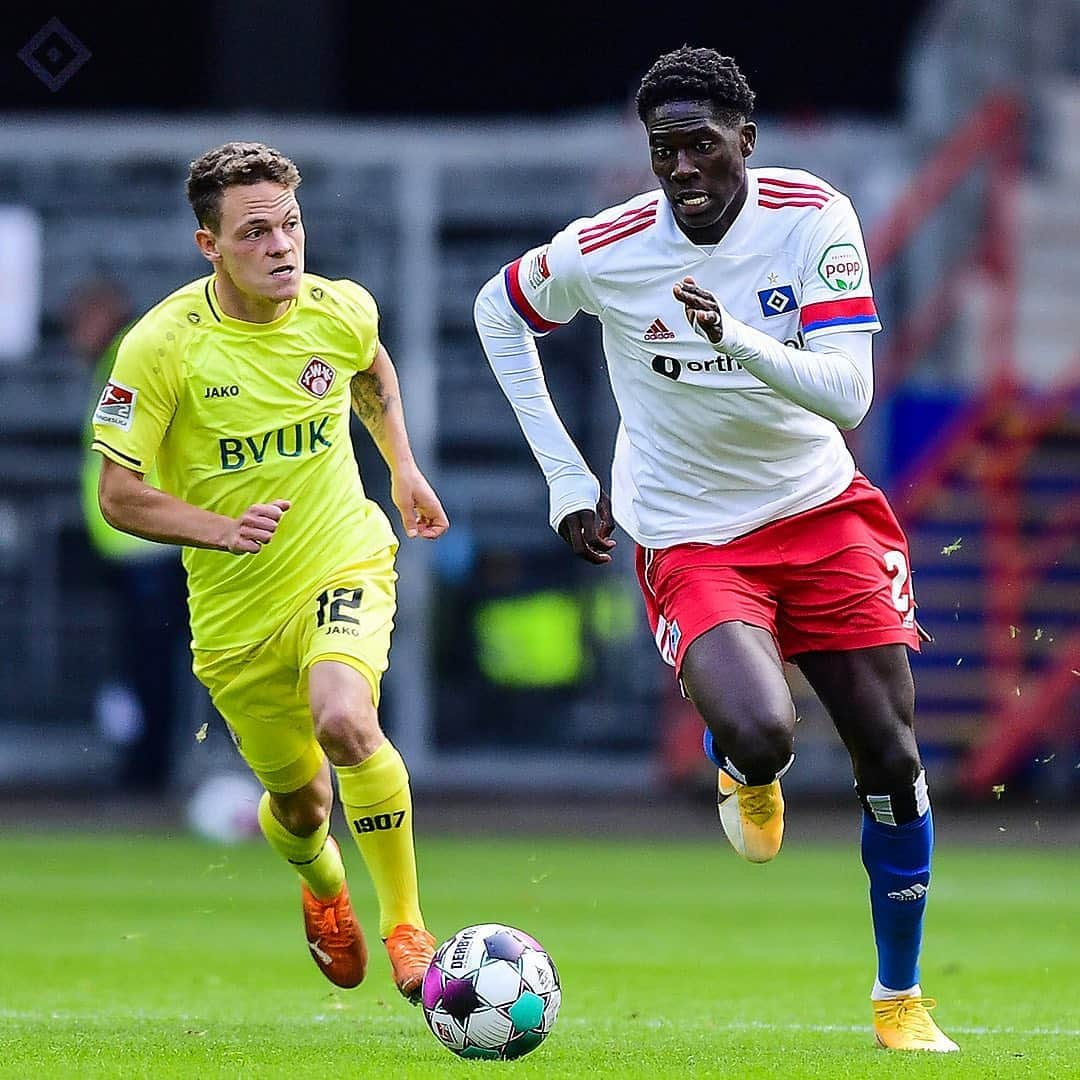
{"left": 1, "top": 833, "right": 1077, "bottom": 1078}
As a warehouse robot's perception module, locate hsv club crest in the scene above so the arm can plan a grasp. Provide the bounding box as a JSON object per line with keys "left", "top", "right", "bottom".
{"left": 298, "top": 356, "right": 336, "bottom": 399}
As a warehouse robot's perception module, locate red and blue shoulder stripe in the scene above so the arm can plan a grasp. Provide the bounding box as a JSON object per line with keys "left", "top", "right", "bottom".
{"left": 503, "top": 258, "right": 561, "bottom": 333}
{"left": 800, "top": 296, "right": 879, "bottom": 334}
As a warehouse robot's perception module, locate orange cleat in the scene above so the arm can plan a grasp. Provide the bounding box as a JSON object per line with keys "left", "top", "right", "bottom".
{"left": 300, "top": 853, "right": 368, "bottom": 989}
{"left": 384, "top": 923, "right": 437, "bottom": 1003}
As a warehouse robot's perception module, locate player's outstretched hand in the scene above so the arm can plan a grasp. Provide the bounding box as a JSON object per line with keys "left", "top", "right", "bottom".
{"left": 392, "top": 467, "right": 450, "bottom": 540}
{"left": 558, "top": 491, "right": 616, "bottom": 565}
{"left": 673, "top": 277, "right": 723, "bottom": 344}
{"left": 226, "top": 499, "right": 291, "bottom": 555}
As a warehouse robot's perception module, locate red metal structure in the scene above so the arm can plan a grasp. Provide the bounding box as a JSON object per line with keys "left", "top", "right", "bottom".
{"left": 869, "top": 92, "right": 1079, "bottom": 795}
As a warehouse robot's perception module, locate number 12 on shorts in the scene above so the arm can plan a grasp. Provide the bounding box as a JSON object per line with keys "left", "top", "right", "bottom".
{"left": 315, "top": 587, "right": 363, "bottom": 626}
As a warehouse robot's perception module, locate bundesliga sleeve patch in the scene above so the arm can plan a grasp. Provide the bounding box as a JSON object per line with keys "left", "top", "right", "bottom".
{"left": 94, "top": 380, "right": 138, "bottom": 431}
{"left": 503, "top": 258, "right": 561, "bottom": 333}
{"left": 526, "top": 247, "right": 552, "bottom": 289}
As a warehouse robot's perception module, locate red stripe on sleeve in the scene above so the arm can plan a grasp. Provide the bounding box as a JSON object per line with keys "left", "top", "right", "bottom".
{"left": 504, "top": 258, "right": 561, "bottom": 333}
{"left": 800, "top": 296, "right": 878, "bottom": 327}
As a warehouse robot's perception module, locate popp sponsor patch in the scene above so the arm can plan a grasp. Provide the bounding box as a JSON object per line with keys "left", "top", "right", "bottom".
{"left": 817, "top": 243, "right": 864, "bottom": 292}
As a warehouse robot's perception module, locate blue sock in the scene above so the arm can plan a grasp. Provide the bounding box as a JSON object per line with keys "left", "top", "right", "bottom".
{"left": 861, "top": 808, "right": 933, "bottom": 992}
{"left": 702, "top": 728, "right": 723, "bottom": 768}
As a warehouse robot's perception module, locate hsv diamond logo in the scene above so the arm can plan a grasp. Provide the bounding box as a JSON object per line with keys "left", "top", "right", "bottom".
{"left": 644, "top": 318, "right": 676, "bottom": 341}
{"left": 93, "top": 380, "right": 137, "bottom": 431}
{"left": 756, "top": 285, "right": 796, "bottom": 318}
{"left": 298, "top": 356, "right": 336, "bottom": 399}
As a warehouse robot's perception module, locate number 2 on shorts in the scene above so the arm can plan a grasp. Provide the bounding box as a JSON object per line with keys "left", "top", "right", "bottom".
{"left": 883, "top": 550, "right": 911, "bottom": 613}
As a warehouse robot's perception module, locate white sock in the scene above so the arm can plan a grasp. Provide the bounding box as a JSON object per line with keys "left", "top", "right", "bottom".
{"left": 872, "top": 978, "right": 921, "bottom": 1001}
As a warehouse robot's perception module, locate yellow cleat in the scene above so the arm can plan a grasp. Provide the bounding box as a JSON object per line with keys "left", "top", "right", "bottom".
{"left": 716, "top": 772, "right": 784, "bottom": 863}
{"left": 872, "top": 996, "right": 960, "bottom": 1052}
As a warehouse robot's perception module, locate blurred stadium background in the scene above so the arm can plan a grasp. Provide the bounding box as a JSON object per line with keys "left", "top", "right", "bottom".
{"left": 0, "top": 0, "right": 1077, "bottom": 818}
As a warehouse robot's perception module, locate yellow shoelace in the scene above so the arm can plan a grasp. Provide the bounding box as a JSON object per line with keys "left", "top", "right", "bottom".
{"left": 876, "top": 997, "right": 940, "bottom": 1039}
{"left": 740, "top": 785, "right": 778, "bottom": 827}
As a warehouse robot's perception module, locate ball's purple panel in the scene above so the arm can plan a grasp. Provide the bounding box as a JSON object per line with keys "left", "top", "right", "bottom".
{"left": 513, "top": 928, "right": 545, "bottom": 952}
{"left": 441, "top": 977, "right": 480, "bottom": 1023}
{"left": 422, "top": 963, "right": 444, "bottom": 1011}
{"left": 483, "top": 930, "right": 526, "bottom": 962}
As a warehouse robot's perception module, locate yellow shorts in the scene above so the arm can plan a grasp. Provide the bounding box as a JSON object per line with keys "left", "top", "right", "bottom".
{"left": 192, "top": 546, "right": 397, "bottom": 793}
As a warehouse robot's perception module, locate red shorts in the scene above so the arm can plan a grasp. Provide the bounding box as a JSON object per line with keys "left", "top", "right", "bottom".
{"left": 635, "top": 474, "right": 920, "bottom": 672}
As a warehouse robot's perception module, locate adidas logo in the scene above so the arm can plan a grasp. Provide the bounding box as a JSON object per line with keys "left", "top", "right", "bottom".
{"left": 643, "top": 318, "right": 676, "bottom": 341}
{"left": 887, "top": 883, "right": 928, "bottom": 902}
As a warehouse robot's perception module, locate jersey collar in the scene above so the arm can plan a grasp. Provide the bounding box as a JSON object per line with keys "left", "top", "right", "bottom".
{"left": 203, "top": 276, "right": 299, "bottom": 333}
{"left": 657, "top": 171, "right": 758, "bottom": 258}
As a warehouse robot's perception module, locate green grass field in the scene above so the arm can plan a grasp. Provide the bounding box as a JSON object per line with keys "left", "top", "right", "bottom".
{"left": 2, "top": 829, "right": 1078, "bottom": 1079}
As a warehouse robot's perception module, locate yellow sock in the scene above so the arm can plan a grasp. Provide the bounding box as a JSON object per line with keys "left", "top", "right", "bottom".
{"left": 335, "top": 740, "right": 423, "bottom": 938}
{"left": 257, "top": 792, "right": 345, "bottom": 901}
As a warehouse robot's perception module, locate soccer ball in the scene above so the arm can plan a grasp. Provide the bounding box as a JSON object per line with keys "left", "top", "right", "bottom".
{"left": 422, "top": 923, "right": 561, "bottom": 1060}
{"left": 185, "top": 772, "right": 262, "bottom": 843}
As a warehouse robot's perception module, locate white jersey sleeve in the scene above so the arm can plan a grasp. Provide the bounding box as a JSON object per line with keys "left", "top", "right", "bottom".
{"left": 501, "top": 223, "right": 601, "bottom": 333}
{"left": 473, "top": 225, "right": 602, "bottom": 531}
{"left": 708, "top": 320, "right": 874, "bottom": 429}
{"left": 796, "top": 194, "right": 882, "bottom": 341}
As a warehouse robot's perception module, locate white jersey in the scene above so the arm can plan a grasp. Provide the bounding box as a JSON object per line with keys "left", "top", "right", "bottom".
{"left": 480, "top": 167, "right": 881, "bottom": 548}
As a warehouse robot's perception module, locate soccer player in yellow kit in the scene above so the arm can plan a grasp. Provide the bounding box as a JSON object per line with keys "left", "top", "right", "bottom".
{"left": 91, "top": 142, "right": 448, "bottom": 1000}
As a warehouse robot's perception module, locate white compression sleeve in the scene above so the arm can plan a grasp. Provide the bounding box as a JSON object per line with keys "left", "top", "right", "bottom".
{"left": 473, "top": 275, "right": 600, "bottom": 532}
{"left": 714, "top": 315, "right": 875, "bottom": 429}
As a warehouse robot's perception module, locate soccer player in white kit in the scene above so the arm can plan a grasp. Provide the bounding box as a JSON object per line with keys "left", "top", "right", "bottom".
{"left": 473, "top": 47, "right": 958, "bottom": 1053}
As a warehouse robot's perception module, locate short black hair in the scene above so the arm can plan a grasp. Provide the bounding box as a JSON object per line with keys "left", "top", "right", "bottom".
{"left": 635, "top": 46, "right": 756, "bottom": 125}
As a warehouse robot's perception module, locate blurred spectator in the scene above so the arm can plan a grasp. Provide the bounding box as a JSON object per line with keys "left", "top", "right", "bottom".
{"left": 434, "top": 545, "right": 641, "bottom": 750}
{"left": 66, "top": 279, "right": 189, "bottom": 792}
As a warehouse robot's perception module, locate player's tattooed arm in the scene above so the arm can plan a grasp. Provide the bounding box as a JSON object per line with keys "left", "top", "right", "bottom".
{"left": 350, "top": 360, "right": 396, "bottom": 436}
{"left": 351, "top": 345, "right": 449, "bottom": 539}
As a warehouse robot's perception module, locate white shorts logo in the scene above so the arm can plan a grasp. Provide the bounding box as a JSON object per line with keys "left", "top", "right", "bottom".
{"left": 94, "top": 380, "right": 138, "bottom": 431}
{"left": 654, "top": 615, "right": 681, "bottom": 667}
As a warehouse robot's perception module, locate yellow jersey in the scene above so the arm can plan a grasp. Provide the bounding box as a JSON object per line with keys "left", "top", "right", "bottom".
{"left": 90, "top": 273, "right": 397, "bottom": 650}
